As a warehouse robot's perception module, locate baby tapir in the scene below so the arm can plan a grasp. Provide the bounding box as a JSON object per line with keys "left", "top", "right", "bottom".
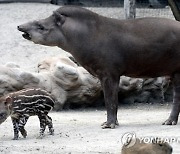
{"left": 0, "top": 88, "right": 55, "bottom": 140}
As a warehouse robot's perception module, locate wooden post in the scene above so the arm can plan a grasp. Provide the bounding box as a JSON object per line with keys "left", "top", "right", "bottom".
{"left": 124, "top": 0, "right": 136, "bottom": 19}
{"left": 51, "top": 0, "right": 58, "bottom": 4}
{"left": 168, "top": 0, "right": 180, "bottom": 21}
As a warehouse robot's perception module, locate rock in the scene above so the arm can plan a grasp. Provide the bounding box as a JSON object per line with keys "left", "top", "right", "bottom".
{"left": 38, "top": 56, "right": 102, "bottom": 108}
{"left": 5, "top": 62, "right": 20, "bottom": 68}
{"left": 119, "top": 76, "right": 143, "bottom": 92}
{"left": 0, "top": 56, "right": 101, "bottom": 110}
{"left": 118, "top": 76, "right": 171, "bottom": 105}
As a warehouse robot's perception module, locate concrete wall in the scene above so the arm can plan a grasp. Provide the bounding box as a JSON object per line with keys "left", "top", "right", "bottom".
{"left": 0, "top": 0, "right": 51, "bottom": 2}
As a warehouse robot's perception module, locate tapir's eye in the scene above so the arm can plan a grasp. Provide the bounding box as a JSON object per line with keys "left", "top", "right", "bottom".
{"left": 39, "top": 25, "right": 44, "bottom": 30}
{"left": 4, "top": 101, "right": 8, "bottom": 106}
{"left": 37, "top": 24, "right": 45, "bottom": 30}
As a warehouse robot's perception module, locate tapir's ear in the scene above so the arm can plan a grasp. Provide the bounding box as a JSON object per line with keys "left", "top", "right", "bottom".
{"left": 5, "top": 96, "right": 12, "bottom": 106}
{"left": 53, "top": 11, "right": 65, "bottom": 26}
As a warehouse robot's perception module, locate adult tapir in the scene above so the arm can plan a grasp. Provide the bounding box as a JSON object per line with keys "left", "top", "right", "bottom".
{"left": 18, "top": 6, "right": 180, "bottom": 129}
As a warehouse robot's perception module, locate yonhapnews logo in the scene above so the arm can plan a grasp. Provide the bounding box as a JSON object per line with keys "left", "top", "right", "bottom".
{"left": 121, "top": 132, "right": 136, "bottom": 148}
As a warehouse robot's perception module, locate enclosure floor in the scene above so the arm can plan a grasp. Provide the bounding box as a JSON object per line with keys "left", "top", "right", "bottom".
{"left": 0, "top": 105, "right": 179, "bottom": 154}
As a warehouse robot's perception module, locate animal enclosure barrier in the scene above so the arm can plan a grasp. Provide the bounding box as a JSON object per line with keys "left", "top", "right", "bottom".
{"left": 0, "top": 0, "right": 51, "bottom": 2}
{"left": 123, "top": 0, "right": 175, "bottom": 19}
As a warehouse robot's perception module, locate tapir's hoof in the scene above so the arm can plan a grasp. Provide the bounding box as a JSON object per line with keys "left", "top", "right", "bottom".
{"left": 36, "top": 134, "right": 45, "bottom": 139}
{"left": 101, "top": 121, "right": 119, "bottom": 129}
{"left": 49, "top": 129, "right": 54, "bottom": 135}
{"left": 12, "top": 137, "right": 19, "bottom": 140}
{"left": 162, "top": 119, "right": 177, "bottom": 125}
{"left": 21, "top": 130, "right": 27, "bottom": 138}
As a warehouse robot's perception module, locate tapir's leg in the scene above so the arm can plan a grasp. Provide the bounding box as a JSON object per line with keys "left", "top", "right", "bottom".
{"left": 46, "top": 115, "right": 54, "bottom": 135}
{"left": 100, "top": 76, "right": 119, "bottom": 129}
{"left": 11, "top": 117, "right": 20, "bottom": 140}
{"left": 37, "top": 115, "right": 47, "bottom": 139}
{"left": 18, "top": 116, "right": 29, "bottom": 138}
{"left": 163, "top": 73, "right": 180, "bottom": 125}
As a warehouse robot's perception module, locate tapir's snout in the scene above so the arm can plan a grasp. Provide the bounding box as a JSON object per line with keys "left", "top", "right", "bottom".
{"left": 17, "top": 25, "right": 26, "bottom": 32}
{"left": 17, "top": 25, "right": 22, "bottom": 31}
{"left": 0, "top": 112, "right": 8, "bottom": 124}
{"left": 17, "top": 25, "right": 32, "bottom": 40}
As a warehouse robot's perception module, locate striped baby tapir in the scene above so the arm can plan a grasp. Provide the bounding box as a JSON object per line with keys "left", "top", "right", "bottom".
{"left": 0, "top": 88, "right": 55, "bottom": 140}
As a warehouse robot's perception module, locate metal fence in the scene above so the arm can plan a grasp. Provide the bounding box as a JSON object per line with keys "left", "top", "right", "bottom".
{"left": 0, "top": 0, "right": 172, "bottom": 6}
{"left": 0, "top": 0, "right": 176, "bottom": 19}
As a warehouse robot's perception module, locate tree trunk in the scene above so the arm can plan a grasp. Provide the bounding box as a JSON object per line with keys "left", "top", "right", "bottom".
{"left": 124, "top": 0, "right": 136, "bottom": 19}
{"left": 168, "top": 0, "right": 180, "bottom": 21}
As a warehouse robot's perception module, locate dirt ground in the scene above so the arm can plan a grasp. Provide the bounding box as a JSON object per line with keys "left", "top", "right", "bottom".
{"left": 0, "top": 105, "right": 180, "bottom": 154}
{"left": 0, "top": 2, "right": 179, "bottom": 154}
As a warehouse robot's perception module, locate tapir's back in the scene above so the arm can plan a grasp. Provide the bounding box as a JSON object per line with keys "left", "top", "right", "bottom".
{"left": 10, "top": 88, "right": 55, "bottom": 116}
{"left": 106, "top": 17, "right": 180, "bottom": 78}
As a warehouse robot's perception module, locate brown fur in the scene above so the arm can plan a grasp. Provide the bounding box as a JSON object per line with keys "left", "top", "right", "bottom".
{"left": 121, "top": 138, "right": 173, "bottom": 154}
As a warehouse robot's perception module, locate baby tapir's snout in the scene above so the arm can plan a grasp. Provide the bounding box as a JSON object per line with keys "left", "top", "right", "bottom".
{"left": 0, "top": 88, "right": 55, "bottom": 140}
{"left": 0, "top": 112, "right": 8, "bottom": 119}
{"left": 0, "top": 96, "right": 12, "bottom": 124}
{"left": 0, "top": 112, "right": 8, "bottom": 124}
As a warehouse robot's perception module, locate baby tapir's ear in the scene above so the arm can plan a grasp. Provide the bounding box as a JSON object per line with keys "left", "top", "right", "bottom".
{"left": 53, "top": 11, "right": 66, "bottom": 26}
{"left": 5, "top": 96, "right": 12, "bottom": 106}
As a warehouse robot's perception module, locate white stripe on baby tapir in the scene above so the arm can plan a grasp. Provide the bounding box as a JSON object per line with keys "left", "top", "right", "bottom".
{"left": 15, "top": 107, "right": 34, "bottom": 113}
{"left": 23, "top": 114, "right": 30, "bottom": 117}
{"left": 12, "top": 88, "right": 36, "bottom": 94}
{"left": 44, "top": 103, "right": 54, "bottom": 109}
{"left": 18, "top": 95, "right": 55, "bottom": 102}
{"left": 13, "top": 106, "right": 19, "bottom": 109}
{"left": 38, "top": 104, "right": 46, "bottom": 108}
{"left": 14, "top": 100, "right": 22, "bottom": 103}
{"left": 21, "top": 99, "right": 47, "bottom": 105}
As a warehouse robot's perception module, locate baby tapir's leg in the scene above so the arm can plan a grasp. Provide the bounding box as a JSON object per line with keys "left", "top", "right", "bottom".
{"left": 11, "top": 116, "right": 29, "bottom": 140}
{"left": 46, "top": 115, "right": 54, "bottom": 135}
{"left": 11, "top": 117, "right": 19, "bottom": 140}
{"left": 37, "top": 115, "right": 47, "bottom": 139}
{"left": 18, "top": 116, "right": 29, "bottom": 138}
